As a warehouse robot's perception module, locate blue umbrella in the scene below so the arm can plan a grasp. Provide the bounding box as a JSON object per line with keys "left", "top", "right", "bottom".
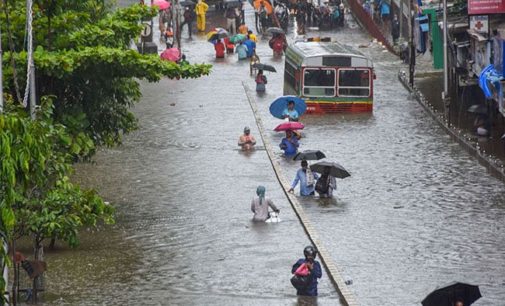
{"left": 269, "top": 96, "right": 307, "bottom": 120}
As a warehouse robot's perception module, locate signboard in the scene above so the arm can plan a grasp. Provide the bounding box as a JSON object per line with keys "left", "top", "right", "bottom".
{"left": 469, "top": 15, "right": 489, "bottom": 35}
{"left": 141, "top": 23, "right": 152, "bottom": 38}
{"left": 468, "top": 0, "right": 505, "bottom": 15}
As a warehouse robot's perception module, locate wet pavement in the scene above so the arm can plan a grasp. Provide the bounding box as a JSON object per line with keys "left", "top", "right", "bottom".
{"left": 31, "top": 2, "right": 505, "bottom": 306}
{"left": 414, "top": 72, "right": 505, "bottom": 171}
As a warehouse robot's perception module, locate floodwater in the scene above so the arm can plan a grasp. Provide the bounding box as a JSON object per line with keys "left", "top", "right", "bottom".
{"left": 29, "top": 2, "right": 505, "bottom": 306}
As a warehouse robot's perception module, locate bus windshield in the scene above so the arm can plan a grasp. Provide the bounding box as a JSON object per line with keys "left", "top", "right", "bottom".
{"left": 303, "top": 68, "right": 336, "bottom": 97}
{"left": 338, "top": 69, "right": 371, "bottom": 97}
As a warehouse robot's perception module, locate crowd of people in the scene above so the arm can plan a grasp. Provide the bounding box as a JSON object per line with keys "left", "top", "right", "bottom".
{"left": 157, "top": 0, "right": 330, "bottom": 297}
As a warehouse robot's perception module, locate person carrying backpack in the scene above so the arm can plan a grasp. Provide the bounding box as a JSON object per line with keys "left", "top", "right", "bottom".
{"left": 315, "top": 166, "right": 336, "bottom": 198}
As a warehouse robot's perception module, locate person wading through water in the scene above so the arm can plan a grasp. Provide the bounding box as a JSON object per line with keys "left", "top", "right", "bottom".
{"left": 251, "top": 186, "right": 279, "bottom": 221}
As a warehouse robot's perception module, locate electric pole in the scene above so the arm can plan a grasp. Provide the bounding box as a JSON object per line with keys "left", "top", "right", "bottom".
{"left": 408, "top": 0, "right": 415, "bottom": 87}
{"left": 442, "top": 0, "right": 450, "bottom": 120}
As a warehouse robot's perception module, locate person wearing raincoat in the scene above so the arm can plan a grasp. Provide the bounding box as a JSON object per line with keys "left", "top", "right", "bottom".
{"left": 195, "top": 0, "right": 209, "bottom": 32}
{"left": 251, "top": 186, "right": 279, "bottom": 222}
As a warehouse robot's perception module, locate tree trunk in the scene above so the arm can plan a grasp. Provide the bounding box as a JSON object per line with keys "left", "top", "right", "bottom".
{"left": 31, "top": 237, "right": 44, "bottom": 304}
{"left": 48, "top": 237, "right": 56, "bottom": 250}
{"left": 11, "top": 239, "right": 18, "bottom": 306}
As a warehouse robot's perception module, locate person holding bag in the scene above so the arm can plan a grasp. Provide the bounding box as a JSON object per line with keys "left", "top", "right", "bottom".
{"left": 251, "top": 186, "right": 279, "bottom": 222}
{"left": 291, "top": 246, "right": 322, "bottom": 296}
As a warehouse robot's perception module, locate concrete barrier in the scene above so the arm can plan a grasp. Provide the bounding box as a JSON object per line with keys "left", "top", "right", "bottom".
{"left": 243, "top": 82, "right": 359, "bottom": 306}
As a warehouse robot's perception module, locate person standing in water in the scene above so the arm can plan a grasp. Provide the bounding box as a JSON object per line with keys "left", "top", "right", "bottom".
{"left": 251, "top": 186, "right": 279, "bottom": 222}
{"left": 288, "top": 160, "right": 319, "bottom": 196}
{"left": 282, "top": 100, "right": 300, "bottom": 121}
{"left": 279, "top": 130, "right": 299, "bottom": 156}
{"left": 291, "top": 246, "right": 322, "bottom": 296}
{"left": 195, "top": 0, "right": 209, "bottom": 32}
{"left": 238, "top": 126, "right": 257, "bottom": 150}
{"left": 315, "top": 166, "right": 336, "bottom": 198}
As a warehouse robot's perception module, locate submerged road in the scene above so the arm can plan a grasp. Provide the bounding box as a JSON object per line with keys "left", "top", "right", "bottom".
{"left": 41, "top": 2, "right": 505, "bottom": 306}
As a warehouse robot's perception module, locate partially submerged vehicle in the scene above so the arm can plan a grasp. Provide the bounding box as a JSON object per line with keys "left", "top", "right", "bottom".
{"left": 284, "top": 39, "right": 375, "bottom": 113}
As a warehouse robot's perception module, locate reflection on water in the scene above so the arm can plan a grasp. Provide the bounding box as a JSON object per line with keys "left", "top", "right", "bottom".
{"left": 34, "top": 3, "right": 505, "bottom": 306}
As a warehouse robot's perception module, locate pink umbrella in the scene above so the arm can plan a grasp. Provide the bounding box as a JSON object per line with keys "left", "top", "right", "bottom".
{"left": 153, "top": 0, "right": 171, "bottom": 10}
{"left": 274, "top": 121, "right": 304, "bottom": 131}
{"left": 160, "top": 48, "right": 181, "bottom": 62}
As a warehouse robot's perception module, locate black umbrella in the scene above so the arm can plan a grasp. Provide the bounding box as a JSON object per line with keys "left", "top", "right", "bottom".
{"left": 224, "top": 0, "right": 242, "bottom": 7}
{"left": 310, "top": 161, "right": 350, "bottom": 179}
{"left": 179, "top": 0, "right": 195, "bottom": 6}
{"left": 252, "top": 63, "right": 276, "bottom": 72}
{"left": 293, "top": 150, "right": 326, "bottom": 161}
{"left": 422, "top": 282, "right": 481, "bottom": 306}
{"left": 467, "top": 104, "right": 488, "bottom": 115}
{"left": 267, "top": 27, "right": 284, "bottom": 35}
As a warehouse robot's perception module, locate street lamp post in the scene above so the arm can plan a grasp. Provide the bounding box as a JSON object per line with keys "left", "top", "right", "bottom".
{"left": 399, "top": 0, "right": 403, "bottom": 42}
{"left": 408, "top": 0, "right": 415, "bottom": 87}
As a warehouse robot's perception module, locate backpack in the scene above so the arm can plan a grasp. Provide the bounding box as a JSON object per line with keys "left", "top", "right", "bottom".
{"left": 315, "top": 175, "right": 329, "bottom": 194}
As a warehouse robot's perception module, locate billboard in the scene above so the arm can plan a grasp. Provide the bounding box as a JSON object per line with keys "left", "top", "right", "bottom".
{"left": 468, "top": 0, "right": 505, "bottom": 15}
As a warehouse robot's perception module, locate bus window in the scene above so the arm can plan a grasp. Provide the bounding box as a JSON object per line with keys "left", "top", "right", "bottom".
{"left": 284, "top": 61, "right": 297, "bottom": 92}
{"left": 338, "top": 69, "right": 370, "bottom": 97}
{"left": 303, "top": 68, "right": 336, "bottom": 97}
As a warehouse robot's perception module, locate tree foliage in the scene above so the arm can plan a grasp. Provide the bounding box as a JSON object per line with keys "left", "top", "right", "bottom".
{"left": 1, "top": 0, "right": 212, "bottom": 146}
{"left": 1, "top": 0, "right": 211, "bottom": 301}
{"left": 0, "top": 100, "right": 114, "bottom": 302}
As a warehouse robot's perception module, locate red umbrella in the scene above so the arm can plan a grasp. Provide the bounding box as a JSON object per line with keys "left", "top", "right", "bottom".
{"left": 153, "top": 0, "right": 171, "bottom": 10}
{"left": 274, "top": 121, "right": 304, "bottom": 131}
{"left": 160, "top": 48, "right": 181, "bottom": 62}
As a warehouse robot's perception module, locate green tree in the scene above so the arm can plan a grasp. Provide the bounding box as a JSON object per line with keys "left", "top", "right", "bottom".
{"left": 0, "top": 100, "right": 114, "bottom": 303}
{"left": 1, "top": 1, "right": 211, "bottom": 301}
{"left": 1, "top": 1, "right": 211, "bottom": 146}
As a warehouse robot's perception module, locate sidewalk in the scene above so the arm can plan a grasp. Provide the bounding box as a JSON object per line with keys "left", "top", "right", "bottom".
{"left": 355, "top": 8, "right": 505, "bottom": 181}
{"left": 399, "top": 52, "right": 505, "bottom": 181}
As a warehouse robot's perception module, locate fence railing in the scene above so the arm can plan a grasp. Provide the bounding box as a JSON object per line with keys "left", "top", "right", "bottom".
{"left": 345, "top": 0, "right": 398, "bottom": 55}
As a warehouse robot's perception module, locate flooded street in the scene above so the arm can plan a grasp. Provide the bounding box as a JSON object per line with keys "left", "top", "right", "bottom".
{"left": 38, "top": 3, "right": 505, "bottom": 306}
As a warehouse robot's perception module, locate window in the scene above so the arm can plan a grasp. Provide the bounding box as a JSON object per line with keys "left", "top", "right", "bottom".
{"left": 284, "top": 61, "right": 297, "bottom": 91}
{"left": 302, "top": 68, "right": 336, "bottom": 97}
{"left": 338, "top": 69, "right": 371, "bottom": 97}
